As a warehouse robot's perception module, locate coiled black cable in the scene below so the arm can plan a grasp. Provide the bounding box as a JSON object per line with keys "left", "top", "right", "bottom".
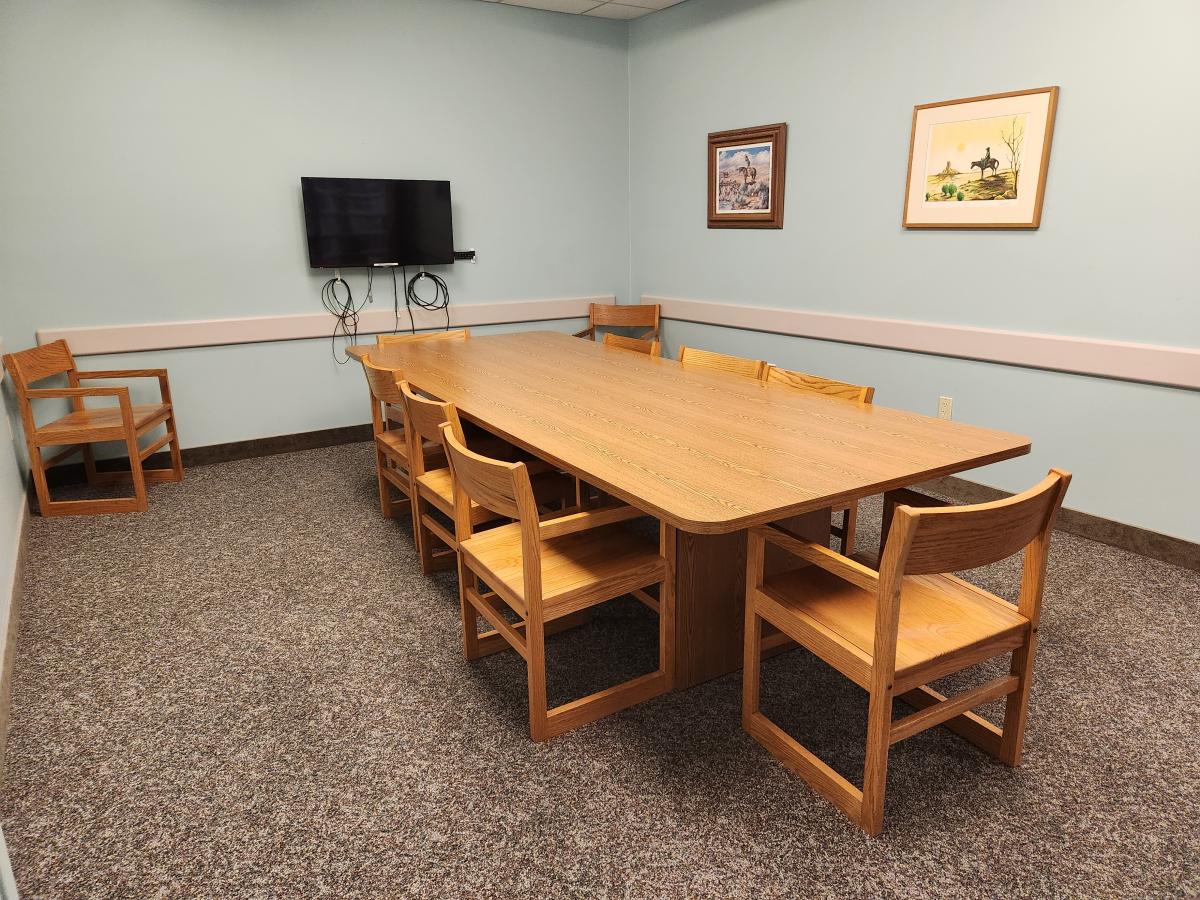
{"left": 404, "top": 270, "right": 451, "bottom": 333}
{"left": 320, "top": 273, "right": 368, "bottom": 364}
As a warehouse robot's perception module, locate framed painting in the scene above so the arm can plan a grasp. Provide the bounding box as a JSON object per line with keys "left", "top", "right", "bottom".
{"left": 708, "top": 123, "right": 787, "bottom": 229}
{"left": 903, "top": 86, "right": 1058, "bottom": 229}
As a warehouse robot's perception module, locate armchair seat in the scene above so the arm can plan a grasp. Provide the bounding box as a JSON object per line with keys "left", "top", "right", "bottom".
{"left": 36, "top": 402, "right": 172, "bottom": 442}
{"left": 759, "top": 566, "right": 1029, "bottom": 693}
{"left": 460, "top": 521, "right": 665, "bottom": 619}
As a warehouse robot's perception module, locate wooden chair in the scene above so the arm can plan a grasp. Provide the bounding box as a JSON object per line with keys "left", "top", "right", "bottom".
{"left": 763, "top": 364, "right": 875, "bottom": 554}
{"left": 574, "top": 303, "right": 660, "bottom": 342}
{"left": 677, "top": 345, "right": 766, "bottom": 380}
{"left": 602, "top": 333, "right": 661, "bottom": 357}
{"left": 400, "top": 382, "right": 573, "bottom": 575}
{"left": 377, "top": 328, "right": 470, "bottom": 347}
{"left": 360, "top": 357, "right": 446, "bottom": 520}
{"left": 742, "top": 469, "right": 1071, "bottom": 835}
{"left": 1, "top": 339, "right": 183, "bottom": 516}
{"left": 440, "top": 423, "right": 675, "bottom": 741}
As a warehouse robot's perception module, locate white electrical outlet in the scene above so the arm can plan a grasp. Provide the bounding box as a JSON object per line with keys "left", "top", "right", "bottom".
{"left": 938, "top": 396, "right": 953, "bottom": 420}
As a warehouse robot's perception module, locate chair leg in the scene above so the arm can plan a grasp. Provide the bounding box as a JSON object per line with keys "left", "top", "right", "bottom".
{"left": 375, "top": 449, "right": 393, "bottom": 518}
{"left": 841, "top": 503, "right": 858, "bottom": 555}
{"left": 413, "top": 495, "right": 437, "bottom": 574}
{"left": 459, "top": 561, "right": 482, "bottom": 661}
{"left": 166, "top": 414, "right": 184, "bottom": 481}
{"left": 526, "top": 614, "right": 550, "bottom": 742}
{"left": 28, "top": 447, "right": 54, "bottom": 517}
{"left": 659, "top": 524, "right": 676, "bottom": 688}
{"left": 860, "top": 684, "right": 894, "bottom": 837}
{"left": 999, "top": 638, "right": 1038, "bottom": 767}
{"left": 742, "top": 607, "right": 763, "bottom": 731}
{"left": 82, "top": 444, "right": 99, "bottom": 486}
{"left": 125, "top": 428, "right": 149, "bottom": 513}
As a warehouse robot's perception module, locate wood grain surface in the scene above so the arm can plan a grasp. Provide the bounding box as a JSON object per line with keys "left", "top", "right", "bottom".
{"left": 350, "top": 332, "right": 1029, "bottom": 534}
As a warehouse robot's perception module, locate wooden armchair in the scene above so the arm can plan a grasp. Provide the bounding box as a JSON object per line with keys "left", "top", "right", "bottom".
{"left": 574, "top": 303, "right": 660, "bottom": 342}
{"left": 602, "top": 333, "right": 661, "bottom": 357}
{"left": 678, "top": 345, "right": 766, "bottom": 379}
{"left": 762, "top": 364, "right": 875, "bottom": 554}
{"left": 440, "top": 423, "right": 675, "bottom": 741}
{"left": 742, "top": 469, "right": 1071, "bottom": 835}
{"left": 1, "top": 339, "right": 183, "bottom": 516}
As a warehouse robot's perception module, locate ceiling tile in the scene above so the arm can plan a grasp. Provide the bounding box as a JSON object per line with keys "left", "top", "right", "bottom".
{"left": 584, "top": 3, "right": 651, "bottom": 19}
{"left": 500, "top": 0, "right": 602, "bottom": 13}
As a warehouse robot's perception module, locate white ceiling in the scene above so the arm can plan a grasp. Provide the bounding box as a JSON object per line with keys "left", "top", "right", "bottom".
{"left": 478, "top": 0, "right": 686, "bottom": 20}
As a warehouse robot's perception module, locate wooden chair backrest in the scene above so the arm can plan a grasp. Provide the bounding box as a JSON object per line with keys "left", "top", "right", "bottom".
{"left": 360, "top": 357, "right": 405, "bottom": 406}
{"left": 2, "top": 340, "right": 76, "bottom": 396}
{"left": 764, "top": 365, "right": 875, "bottom": 404}
{"left": 399, "top": 381, "right": 465, "bottom": 445}
{"left": 603, "top": 333, "right": 661, "bottom": 356}
{"left": 589, "top": 303, "right": 659, "bottom": 332}
{"left": 677, "top": 345, "right": 766, "bottom": 380}
{"left": 441, "top": 423, "right": 544, "bottom": 607}
{"left": 377, "top": 328, "right": 470, "bottom": 346}
{"left": 890, "top": 470, "right": 1071, "bottom": 577}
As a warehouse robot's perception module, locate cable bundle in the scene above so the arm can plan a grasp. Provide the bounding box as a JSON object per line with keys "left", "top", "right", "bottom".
{"left": 320, "top": 274, "right": 367, "bottom": 364}
{"left": 404, "top": 270, "right": 451, "bottom": 333}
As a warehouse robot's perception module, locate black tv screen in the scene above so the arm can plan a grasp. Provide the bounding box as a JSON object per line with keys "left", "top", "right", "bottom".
{"left": 301, "top": 177, "right": 454, "bottom": 268}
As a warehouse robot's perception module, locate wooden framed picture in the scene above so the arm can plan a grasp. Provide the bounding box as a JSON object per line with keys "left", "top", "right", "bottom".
{"left": 903, "top": 86, "right": 1058, "bottom": 229}
{"left": 708, "top": 123, "right": 787, "bottom": 229}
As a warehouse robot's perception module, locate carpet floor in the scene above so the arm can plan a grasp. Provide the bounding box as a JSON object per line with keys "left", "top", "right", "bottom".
{"left": 1, "top": 444, "right": 1197, "bottom": 898}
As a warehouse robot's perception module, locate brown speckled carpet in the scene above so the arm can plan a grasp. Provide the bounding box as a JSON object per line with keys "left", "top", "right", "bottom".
{"left": 2, "top": 444, "right": 1198, "bottom": 898}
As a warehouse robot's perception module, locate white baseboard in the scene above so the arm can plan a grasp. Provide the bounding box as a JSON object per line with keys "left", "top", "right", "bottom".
{"left": 644, "top": 295, "right": 1200, "bottom": 390}
{"left": 37, "top": 295, "right": 609, "bottom": 356}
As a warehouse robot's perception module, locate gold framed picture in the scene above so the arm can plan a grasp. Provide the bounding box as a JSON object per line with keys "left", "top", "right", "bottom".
{"left": 903, "top": 86, "right": 1058, "bottom": 229}
{"left": 708, "top": 123, "right": 787, "bottom": 229}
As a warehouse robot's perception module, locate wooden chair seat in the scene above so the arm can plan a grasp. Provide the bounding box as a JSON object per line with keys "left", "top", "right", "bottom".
{"left": 416, "top": 467, "right": 505, "bottom": 526}
{"left": 35, "top": 402, "right": 172, "bottom": 442}
{"left": 374, "top": 430, "right": 446, "bottom": 470}
{"left": 460, "top": 521, "right": 667, "bottom": 621}
{"left": 760, "top": 566, "right": 1028, "bottom": 693}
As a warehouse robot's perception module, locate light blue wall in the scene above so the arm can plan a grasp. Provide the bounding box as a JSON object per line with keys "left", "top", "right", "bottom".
{"left": 629, "top": 0, "right": 1200, "bottom": 542}
{"left": 0, "top": 0, "right": 627, "bottom": 451}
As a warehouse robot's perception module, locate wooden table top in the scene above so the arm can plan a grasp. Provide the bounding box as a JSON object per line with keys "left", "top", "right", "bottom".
{"left": 350, "top": 332, "right": 1030, "bottom": 534}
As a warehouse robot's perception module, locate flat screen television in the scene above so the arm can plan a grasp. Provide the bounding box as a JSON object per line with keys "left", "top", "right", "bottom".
{"left": 301, "top": 177, "right": 454, "bottom": 268}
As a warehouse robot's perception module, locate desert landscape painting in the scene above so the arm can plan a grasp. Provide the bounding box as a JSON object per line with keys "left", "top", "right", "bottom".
{"left": 716, "top": 141, "right": 773, "bottom": 212}
{"left": 923, "top": 113, "right": 1028, "bottom": 203}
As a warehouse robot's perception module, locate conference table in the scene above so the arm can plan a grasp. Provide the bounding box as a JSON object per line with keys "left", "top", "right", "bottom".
{"left": 349, "top": 331, "right": 1030, "bottom": 689}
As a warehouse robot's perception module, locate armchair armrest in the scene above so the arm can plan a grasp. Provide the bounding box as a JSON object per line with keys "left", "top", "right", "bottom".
{"left": 538, "top": 503, "right": 645, "bottom": 541}
{"left": 26, "top": 386, "right": 129, "bottom": 400}
{"left": 637, "top": 328, "right": 660, "bottom": 341}
{"left": 74, "top": 369, "right": 169, "bottom": 379}
{"left": 74, "top": 368, "right": 172, "bottom": 404}
{"left": 572, "top": 328, "right": 595, "bottom": 340}
{"left": 753, "top": 524, "right": 879, "bottom": 593}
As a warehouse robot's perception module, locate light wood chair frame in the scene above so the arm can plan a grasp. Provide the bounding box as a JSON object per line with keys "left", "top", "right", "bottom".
{"left": 441, "top": 424, "right": 675, "bottom": 742}
{"left": 2, "top": 339, "right": 183, "bottom": 516}
{"left": 400, "top": 381, "right": 478, "bottom": 575}
{"left": 574, "top": 303, "right": 660, "bottom": 343}
{"left": 677, "top": 345, "right": 767, "bottom": 380}
{"left": 762, "top": 364, "right": 876, "bottom": 554}
{"left": 742, "top": 469, "right": 1071, "bottom": 835}
{"left": 602, "top": 333, "right": 662, "bottom": 357}
{"left": 360, "top": 357, "right": 439, "bottom": 523}
{"left": 376, "top": 328, "right": 470, "bottom": 347}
